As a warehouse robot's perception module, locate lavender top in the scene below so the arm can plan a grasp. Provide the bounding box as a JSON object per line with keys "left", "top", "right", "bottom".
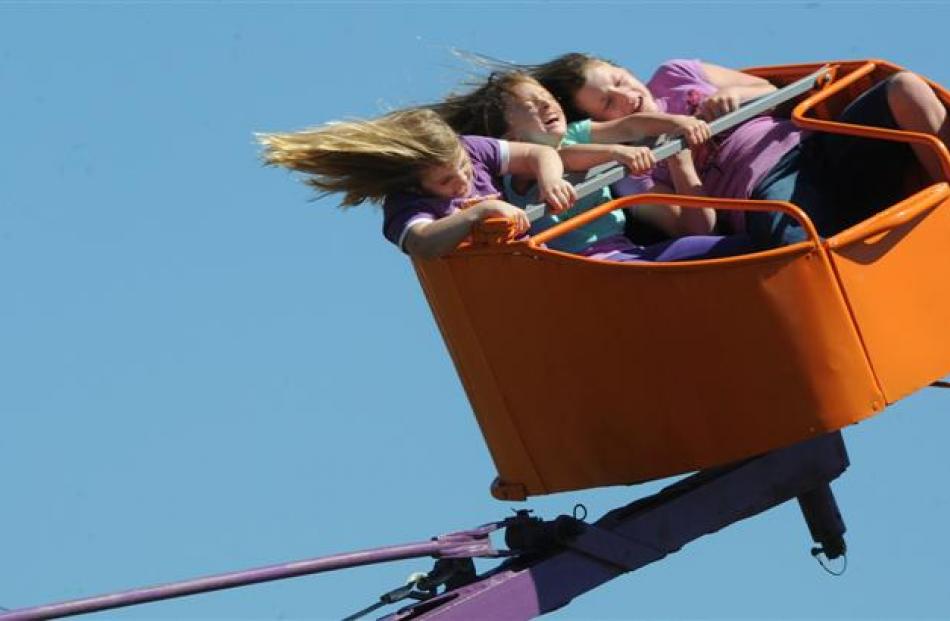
{"left": 382, "top": 135, "right": 510, "bottom": 251}
{"left": 648, "top": 59, "right": 805, "bottom": 201}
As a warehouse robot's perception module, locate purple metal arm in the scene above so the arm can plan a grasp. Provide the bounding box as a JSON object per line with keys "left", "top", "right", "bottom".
{"left": 2, "top": 433, "right": 849, "bottom": 621}
{"left": 0, "top": 524, "right": 505, "bottom": 620}
{"left": 386, "top": 432, "right": 849, "bottom": 620}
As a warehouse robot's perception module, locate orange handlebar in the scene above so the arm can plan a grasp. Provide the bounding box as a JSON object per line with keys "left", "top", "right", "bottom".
{"left": 829, "top": 182, "right": 950, "bottom": 246}
{"left": 471, "top": 217, "right": 519, "bottom": 245}
{"left": 528, "top": 193, "right": 822, "bottom": 248}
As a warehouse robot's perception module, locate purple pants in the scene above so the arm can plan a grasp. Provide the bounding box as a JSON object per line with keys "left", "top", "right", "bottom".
{"left": 587, "top": 234, "right": 753, "bottom": 262}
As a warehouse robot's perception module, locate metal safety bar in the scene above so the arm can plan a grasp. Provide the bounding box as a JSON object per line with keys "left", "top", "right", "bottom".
{"left": 523, "top": 66, "right": 832, "bottom": 222}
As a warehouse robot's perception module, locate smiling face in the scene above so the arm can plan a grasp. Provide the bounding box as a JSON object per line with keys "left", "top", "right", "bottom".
{"left": 574, "top": 60, "right": 658, "bottom": 121}
{"left": 501, "top": 79, "right": 567, "bottom": 147}
{"left": 417, "top": 144, "right": 473, "bottom": 199}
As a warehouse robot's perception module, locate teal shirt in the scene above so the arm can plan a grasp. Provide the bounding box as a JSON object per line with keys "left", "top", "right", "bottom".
{"left": 505, "top": 120, "right": 626, "bottom": 254}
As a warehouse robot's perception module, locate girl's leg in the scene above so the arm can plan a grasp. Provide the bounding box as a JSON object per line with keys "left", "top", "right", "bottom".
{"left": 601, "top": 235, "right": 754, "bottom": 262}
{"left": 646, "top": 234, "right": 754, "bottom": 261}
{"left": 747, "top": 143, "right": 833, "bottom": 248}
{"left": 885, "top": 71, "right": 950, "bottom": 181}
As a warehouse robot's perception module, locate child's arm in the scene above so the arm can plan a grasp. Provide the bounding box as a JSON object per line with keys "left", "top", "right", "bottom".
{"left": 588, "top": 113, "right": 711, "bottom": 147}
{"left": 559, "top": 143, "right": 656, "bottom": 176}
{"left": 403, "top": 199, "right": 530, "bottom": 259}
{"left": 698, "top": 63, "right": 777, "bottom": 120}
{"left": 405, "top": 143, "right": 574, "bottom": 259}
{"left": 506, "top": 142, "right": 577, "bottom": 213}
{"left": 559, "top": 144, "right": 715, "bottom": 237}
{"left": 632, "top": 150, "right": 716, "bottom": 236}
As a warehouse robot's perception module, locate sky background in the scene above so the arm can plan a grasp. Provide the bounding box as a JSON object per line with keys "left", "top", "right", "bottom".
{"left": 2, "top": 1, "right": 950, "bottom": 619}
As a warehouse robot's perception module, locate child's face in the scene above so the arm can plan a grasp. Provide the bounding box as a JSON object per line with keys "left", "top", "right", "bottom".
{"left": 501, "top": 80, "right": 567, "bottom": 147}
{"left": 418, "top": 145, "right": 473, "bottom": 199}
{"left": 575, "top": 61, "right": 658, "bottom": 121}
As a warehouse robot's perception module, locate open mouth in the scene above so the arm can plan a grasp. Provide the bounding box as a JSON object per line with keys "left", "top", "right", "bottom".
{"left": 542, "top": 115, "right": 562, "bottom": 130}
{"left": 630, "top": 95, "right": 642, "bottom": 115}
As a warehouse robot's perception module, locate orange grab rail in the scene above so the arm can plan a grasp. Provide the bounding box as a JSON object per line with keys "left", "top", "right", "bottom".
{"left": 830, "top": 181, "right": 949, "bottom": 247}
{"left": 529, "top": 193, "right": 820, "bottom": 248}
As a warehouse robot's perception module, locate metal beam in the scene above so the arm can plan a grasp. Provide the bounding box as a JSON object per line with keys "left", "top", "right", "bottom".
{"left": 387, "top": 432, "right": 849, "bottom": 620}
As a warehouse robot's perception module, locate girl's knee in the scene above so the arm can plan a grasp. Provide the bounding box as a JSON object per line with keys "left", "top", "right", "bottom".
{"left": 885, "top": 71, "right": 947, "bottom": 135}
{"left": 887, "top": 72, "right": 938, "bottom": 109}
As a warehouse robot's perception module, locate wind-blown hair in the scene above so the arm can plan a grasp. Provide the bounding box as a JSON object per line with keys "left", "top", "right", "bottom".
{"left": 529, "top": 52, "right": 606, "bottom": 123}
{"left": 257, "top": 108, "right": 462, "bottom": 206}
{"left": 429, "top": 71, "right": 538, "bottom": 138}
{"left": 442, "top": 50, "right": 612, "bottom": 124}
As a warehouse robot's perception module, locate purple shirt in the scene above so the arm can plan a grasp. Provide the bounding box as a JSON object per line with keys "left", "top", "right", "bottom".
{"left": 648, "top": 59, "right": 805, "bottom": 201}
{"left": 382, "top": 135, "right": 509, "bottom": 251}
{"left": 611, "top": 60, "right": 805, "bottom": 233}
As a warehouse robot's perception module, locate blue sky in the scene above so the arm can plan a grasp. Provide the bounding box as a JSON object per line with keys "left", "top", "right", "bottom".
{"left": 2, "top": 1, "right": 950, "bottom": 619}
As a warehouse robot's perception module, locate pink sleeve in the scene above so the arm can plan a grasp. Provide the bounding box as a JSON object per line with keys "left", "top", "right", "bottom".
{"left": 647, "top": 59, "right": 712, "bottom": 98}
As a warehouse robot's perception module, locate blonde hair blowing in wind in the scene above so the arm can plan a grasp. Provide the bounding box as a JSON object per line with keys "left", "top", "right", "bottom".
{"left": 257, "top": 108, "right": 462, "bottom": 207}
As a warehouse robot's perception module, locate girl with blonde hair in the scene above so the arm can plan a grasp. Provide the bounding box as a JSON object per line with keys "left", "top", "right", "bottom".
{"left": 259, "top": 107, "right": 575, "bottom": 258}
